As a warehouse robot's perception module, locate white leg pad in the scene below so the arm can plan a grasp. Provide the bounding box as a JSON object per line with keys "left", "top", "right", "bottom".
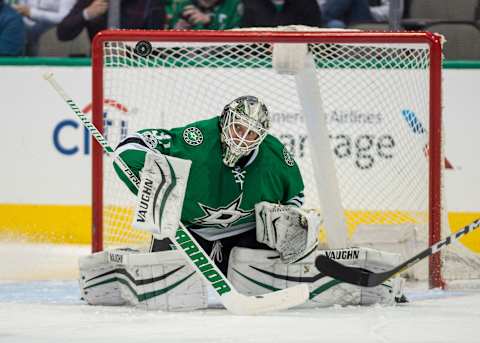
{"left": 79, "top": 249, "right": 126, "bottom": 306}
{"left": 228, "top": 247, "right": 404, "bottom": 308}
{"left": 79, "top": 249, "right": 208, "bottom": 311}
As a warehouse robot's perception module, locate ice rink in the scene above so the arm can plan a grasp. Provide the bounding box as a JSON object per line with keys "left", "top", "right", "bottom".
{"left": 1, "top": 280, "right": 479, "bottom": 343}
{"left": 1, "top": 243, "right": 479, "bottom": 343}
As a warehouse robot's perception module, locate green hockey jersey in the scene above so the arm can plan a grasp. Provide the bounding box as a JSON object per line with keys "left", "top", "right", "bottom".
{"left": 114, "top": 116, "right": 304, "bottom": 241}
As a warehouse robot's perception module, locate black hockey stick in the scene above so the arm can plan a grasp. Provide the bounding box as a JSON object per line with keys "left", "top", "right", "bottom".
{"left": 315, "top": 218, "right": 480, "bottom": 287}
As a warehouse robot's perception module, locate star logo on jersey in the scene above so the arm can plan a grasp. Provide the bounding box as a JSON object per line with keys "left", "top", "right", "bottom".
{"left": 193, "top": 194, "right": 252, "bottom": 228}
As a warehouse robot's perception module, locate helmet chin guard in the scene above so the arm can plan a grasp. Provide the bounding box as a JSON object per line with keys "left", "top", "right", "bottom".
{"left": 220, "top": 96, "right": 271, "bottom": 167}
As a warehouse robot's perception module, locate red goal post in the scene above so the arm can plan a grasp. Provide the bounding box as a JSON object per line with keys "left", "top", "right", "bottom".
{"left": 91, "top": 29, "right": 444, "bottom": 288}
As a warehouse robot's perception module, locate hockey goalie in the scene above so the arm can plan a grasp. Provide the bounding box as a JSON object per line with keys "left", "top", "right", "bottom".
{"left": 79, "top": 96, "right": 405, "bottom": 311}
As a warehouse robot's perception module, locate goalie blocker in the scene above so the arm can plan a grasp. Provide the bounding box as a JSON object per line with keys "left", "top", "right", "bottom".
{"left": 131, "top": 149, "right": 191, "bottom": 239}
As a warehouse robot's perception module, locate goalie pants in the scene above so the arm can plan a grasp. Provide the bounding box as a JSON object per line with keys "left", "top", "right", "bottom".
{"left": 150, "top": 227, "right": 272, "bottom": 275}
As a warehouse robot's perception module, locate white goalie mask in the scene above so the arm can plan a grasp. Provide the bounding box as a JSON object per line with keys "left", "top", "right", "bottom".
{"left": 220, "top": 96, "right": 271, "bottom": 167}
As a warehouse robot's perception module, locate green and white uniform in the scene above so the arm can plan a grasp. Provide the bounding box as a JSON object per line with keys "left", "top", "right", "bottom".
{"left": 114, "top": 116, "right": 304, "bottom": 242}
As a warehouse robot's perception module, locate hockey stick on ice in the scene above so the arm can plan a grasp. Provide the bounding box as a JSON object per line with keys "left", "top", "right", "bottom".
{"left": 43, "top": 72, "right": 309, "bottom": 315}
{"left": 315, "top": 218, "right": 480, "bottom": 287}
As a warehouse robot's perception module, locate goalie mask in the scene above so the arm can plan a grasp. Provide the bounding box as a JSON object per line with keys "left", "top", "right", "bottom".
{"left": 220, "top": 96, "right": 271, "bottom": 167}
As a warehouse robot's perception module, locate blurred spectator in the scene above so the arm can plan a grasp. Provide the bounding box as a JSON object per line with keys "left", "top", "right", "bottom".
{"left": 319, "top": 0, "right": 402, "bottom": 28}
{"left": 241, "top": 0, "right": 322, "bottom": 28}
{"left": 0, "top": 0, "right": 25, "bottom": 56}
{"left": 57, "top": 0, "right": 165, "bottom": 42}
{"left": 12, "top": 0, "right": 76, "bottom": 56}
{"left": 166, "top": 0, "right": 242, "bottom": 30}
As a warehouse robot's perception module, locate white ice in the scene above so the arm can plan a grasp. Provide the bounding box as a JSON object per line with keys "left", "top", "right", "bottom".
{"left": 1, "top": 243, "right": 479, "bottom": 343}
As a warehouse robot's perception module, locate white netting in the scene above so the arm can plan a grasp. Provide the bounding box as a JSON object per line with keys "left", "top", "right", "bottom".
{"left": 93, "top": 30, "right": 480, "bottom": 286}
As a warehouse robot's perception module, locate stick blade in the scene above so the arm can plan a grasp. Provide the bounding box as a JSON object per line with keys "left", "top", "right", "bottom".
{"left": 315, "top": 255, "right": 382, "bottom": 287}
{"left": 222, "top": 284, "right": 309, "bottom": 315}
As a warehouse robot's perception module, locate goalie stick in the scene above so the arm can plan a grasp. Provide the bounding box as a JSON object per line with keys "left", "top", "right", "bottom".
{"left": 315, "top": 218, "right": 480, "bottom": 287}
{"left": 43, "top": 72, "right": 309, "bottom": 315}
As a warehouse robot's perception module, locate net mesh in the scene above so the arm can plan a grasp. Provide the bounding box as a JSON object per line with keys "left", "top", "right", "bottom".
{"left": 100, "top": 39, "right": 431, "bottom": 246}
{"left": 94, "top": 31, "right": 480, "bottom": 285}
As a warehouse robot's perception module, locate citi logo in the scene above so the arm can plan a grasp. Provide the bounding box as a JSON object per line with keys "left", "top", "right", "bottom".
{"left": 53, "top": 99, "right": 132, "bottom": 156}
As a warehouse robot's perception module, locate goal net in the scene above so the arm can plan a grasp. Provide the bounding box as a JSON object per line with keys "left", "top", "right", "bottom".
{"left": 91, "top": 28, "right": 478, "bottom": 289}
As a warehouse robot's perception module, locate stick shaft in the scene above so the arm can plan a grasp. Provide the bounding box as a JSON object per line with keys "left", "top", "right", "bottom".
{"left": 315, "top": 218, "right": 480, "bottom": 287}
{"left": 44, "top": 73, "right": 140, "bottom": 188}
{"left": 381, "top": 218, "right": 480, "bottom": 283}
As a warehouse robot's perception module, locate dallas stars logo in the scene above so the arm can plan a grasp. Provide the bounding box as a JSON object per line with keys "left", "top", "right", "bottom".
{"left": 193, "top": 194, "right": 252, "bottom": 228}
{"left": 183, "top": 127, "right": 203, "bottom": 146}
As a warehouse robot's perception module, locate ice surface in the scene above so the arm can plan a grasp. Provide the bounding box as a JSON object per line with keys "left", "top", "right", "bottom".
{"left": 1, "top": 281, "right": 480, "bottom": 343}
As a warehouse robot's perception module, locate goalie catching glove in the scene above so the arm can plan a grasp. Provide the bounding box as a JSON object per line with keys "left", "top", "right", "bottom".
{"left": 255, "top": 202, "right": 322, "bottom": 263}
